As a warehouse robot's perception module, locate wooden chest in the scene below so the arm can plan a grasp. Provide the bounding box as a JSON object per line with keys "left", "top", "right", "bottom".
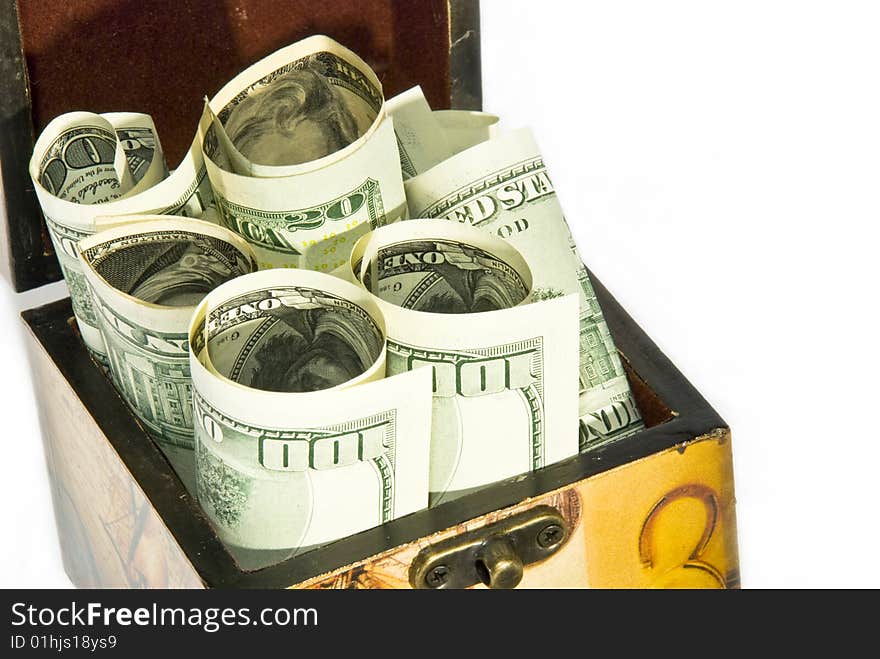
{"left": 6, "top": 0, "right": 739, "bottom": 588}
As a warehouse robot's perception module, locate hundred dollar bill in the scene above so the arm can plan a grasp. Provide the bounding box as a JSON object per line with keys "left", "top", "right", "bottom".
{"left": 199, "top": 35, "right": 407, "bottom": 274}
{"left": 78, "top": 217, "right": 258, "bottom": 491}
{"left": 350, "top": 219, "right": 579, "bottom": 504}
{"left": 189, "top": 269, "right": 431, "bottom": 567}
{"left": 386, "top": 86, "right": 453, "bottom": 179}
{"left": 404, "top": 128, "right": 644, "bottom": 451}
{"left": 433, "top": 109, "right": 500, "bottom": 157}
{"left": 30, "top": 112, "right": 214, "bottom": 363}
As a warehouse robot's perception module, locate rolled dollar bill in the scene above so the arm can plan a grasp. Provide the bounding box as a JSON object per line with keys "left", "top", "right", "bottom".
{"left": 404, "top": 128, "right": 645, "bottom": 451}
{"left": 189, "top": 269, "right": 432, "bottom": 567}
{"left": 199, "top": 35, "right": 408, "bottom": 274}
{"left": 349, "top": 219, "right": 579, "bottom": 505}
{"left": 29, "top": 112, "right": 214, "bottom": 364}
{"left": 78, "top": 217, "right": 258, "bottom": 491}
{"left": 33, "top": 112, "right": 140, "bottom": 202}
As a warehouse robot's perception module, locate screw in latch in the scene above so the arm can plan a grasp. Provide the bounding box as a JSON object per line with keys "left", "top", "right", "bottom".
{"left": 536, "top": 523, "right": 564, "bottom": 549}
{"left": 425, "top": 564, "right": 450, "bottom": 588}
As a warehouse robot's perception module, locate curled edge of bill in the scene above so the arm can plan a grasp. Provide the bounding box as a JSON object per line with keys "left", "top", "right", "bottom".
{"left": 29, "top": 120, "right": 208, "bottom": 234}
{"left": 199, "top": 34, "right": 390, "bottom": 180}
{"left": 77, "top": 215, "right": 260, "bottom": 319}
{"left": 433, "top": 109, "right": 501, "bottom": 157}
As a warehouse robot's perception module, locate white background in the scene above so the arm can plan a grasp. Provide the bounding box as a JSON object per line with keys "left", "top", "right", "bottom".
{"left": 2, "top": 1, "right": 879, "bottom": 588}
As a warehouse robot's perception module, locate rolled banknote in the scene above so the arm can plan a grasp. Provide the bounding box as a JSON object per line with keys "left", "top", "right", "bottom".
{"left": 77, "top": 217, "right": 258, "bottom": 491}
{"left": 29, "top": 112, "right": 214, "bottom": 364}
{"left": 349, "top": 219, "right": 579, "bottom": 505}
{"left": 433, "top": 109, "right": 500, "bottom": 157}
{"left": 386, "top": 86, "right": 453, "bottom": 179}
{"left": 404, "top": 128, "right": 644, "bottom": 451}
{"left": 199, "top": 35, "right": 408, "bottom": 274}
{"left": 189, "top": 269, "right": 432, "bottom": 567}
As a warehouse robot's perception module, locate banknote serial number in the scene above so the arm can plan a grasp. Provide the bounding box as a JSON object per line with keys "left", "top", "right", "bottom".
{"left": 10, "top": 634, "right": 117, "bottom": 651}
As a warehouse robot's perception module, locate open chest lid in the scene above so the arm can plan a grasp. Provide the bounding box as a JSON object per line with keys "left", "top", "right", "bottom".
{"left": 0, "top": 0, "right": 482, "bottom": 292}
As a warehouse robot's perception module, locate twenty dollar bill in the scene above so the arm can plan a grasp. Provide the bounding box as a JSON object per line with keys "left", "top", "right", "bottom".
{"left": 199, "top": 35, "right": 407, "bottom": 274}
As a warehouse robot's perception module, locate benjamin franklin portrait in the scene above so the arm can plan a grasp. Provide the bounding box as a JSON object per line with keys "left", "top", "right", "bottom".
{"left": 415, "top": 265, "right": 526, "bottom": 314}
{"left": 246, "top": 303, "right": 382, "bottom": 393}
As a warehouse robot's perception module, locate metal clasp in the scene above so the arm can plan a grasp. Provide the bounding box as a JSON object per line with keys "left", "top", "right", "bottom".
{"left": 410, "top": 505, "right": 568, "bottom": 589}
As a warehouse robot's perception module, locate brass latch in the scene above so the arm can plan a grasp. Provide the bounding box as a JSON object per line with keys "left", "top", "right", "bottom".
{"left": 409, "top": 505, "right": 568, "bottom": 589}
